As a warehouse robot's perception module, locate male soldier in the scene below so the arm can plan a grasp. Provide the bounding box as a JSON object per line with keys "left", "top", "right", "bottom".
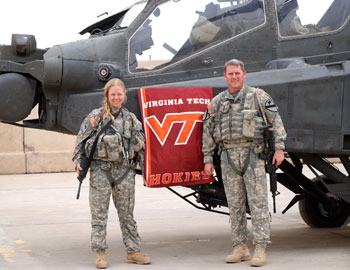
{"left": 202, "top": 59, "right": 286, "bottom": 267}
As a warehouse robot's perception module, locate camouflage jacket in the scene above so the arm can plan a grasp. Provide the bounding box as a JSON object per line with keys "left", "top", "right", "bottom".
{"left": 72, "top": 107, "right": 145, "bottom": 167}
{"left": 202, "top": 85, "right": 287, "bottom": 164}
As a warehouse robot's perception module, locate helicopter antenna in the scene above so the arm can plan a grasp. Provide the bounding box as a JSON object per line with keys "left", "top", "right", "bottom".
{"left": 97, "top": 12, "right": 108, "bottom": 18}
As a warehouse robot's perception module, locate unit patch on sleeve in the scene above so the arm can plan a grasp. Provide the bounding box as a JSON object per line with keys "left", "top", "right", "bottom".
{"left": 265, "top": 99, "right": 278, "bottom": 112}
{"left": 89, "top": 116, "right": 98, "bottom": 128}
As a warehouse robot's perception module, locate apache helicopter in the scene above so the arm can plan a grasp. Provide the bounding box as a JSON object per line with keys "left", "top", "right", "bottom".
{"left": 1, "top": 0, "right": 350, "bottom": 228}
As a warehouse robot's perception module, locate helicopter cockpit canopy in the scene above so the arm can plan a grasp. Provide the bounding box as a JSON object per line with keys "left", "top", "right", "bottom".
{"left": 80, "top": 1, "right": 147, "bottom": 35}
{"left": 277, "top": 0, "right": 350, "bottom": 37}
{"left": 112, "top": 0, "right": 147, "bottom": 29}
{"left": 128, "top": 0, "right": 266, "bottom": 72}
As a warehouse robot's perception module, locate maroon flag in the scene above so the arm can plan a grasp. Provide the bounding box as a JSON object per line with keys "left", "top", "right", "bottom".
{"left": 138, "top": 87, "right": 215, "bottom": 188}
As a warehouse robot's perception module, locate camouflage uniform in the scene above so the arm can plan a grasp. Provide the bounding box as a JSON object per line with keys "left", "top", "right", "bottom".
{"left": 72, "top": 106, "right": 145, "bottom": 252}
{"left": 202, "top": 85, "right": 286, "bottom": 248}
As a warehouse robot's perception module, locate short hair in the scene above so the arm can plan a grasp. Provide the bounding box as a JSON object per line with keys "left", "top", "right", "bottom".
{"left": 224, "top": 59, "right": 245, "bottom": 73}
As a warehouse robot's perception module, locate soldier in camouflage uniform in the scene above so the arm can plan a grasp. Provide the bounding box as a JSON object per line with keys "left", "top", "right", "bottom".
{"left": 202, "top": 59, "right": 286, "bottom": 267}
{"left": 72, "top": 78, "right": 151, "bottom": 269}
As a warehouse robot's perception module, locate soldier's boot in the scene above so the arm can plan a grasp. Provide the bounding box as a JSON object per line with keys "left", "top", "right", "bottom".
{"left": 126, "top": 252, "right": 151, "bottom": 265}
{"left": 251, "top": 245, "right": 266, "bottom": 267}
{"left": 225, "top": 243, "right": 251, "bottom": 263}
{"left": 96, "top": 250, "right": 107, "bottom": 269}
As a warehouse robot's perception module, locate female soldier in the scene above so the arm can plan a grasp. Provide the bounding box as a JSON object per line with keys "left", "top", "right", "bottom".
{"left": 72, "top": 78, "right": 150, "bottom": 269}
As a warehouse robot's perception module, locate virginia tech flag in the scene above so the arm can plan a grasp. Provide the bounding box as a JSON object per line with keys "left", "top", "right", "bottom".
{"left": 138, "top": 87, "right": 215, "bottom": 188}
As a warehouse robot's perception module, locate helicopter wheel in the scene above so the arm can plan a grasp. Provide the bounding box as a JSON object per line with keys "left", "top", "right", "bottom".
{"left": 298, "top": 176, "right": 350, "bottom": 228}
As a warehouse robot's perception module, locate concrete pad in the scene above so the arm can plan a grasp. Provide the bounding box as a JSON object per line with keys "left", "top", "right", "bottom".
{"left": 0, "top": 171, "right": 349, "bottom": 270}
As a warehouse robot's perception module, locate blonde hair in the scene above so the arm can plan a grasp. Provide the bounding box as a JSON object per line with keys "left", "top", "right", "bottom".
{"left": 101, "top": 78, "right": 127, "bottom": 122}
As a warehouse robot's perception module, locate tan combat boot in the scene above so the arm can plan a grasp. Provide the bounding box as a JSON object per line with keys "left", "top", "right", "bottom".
{"left": 126, "top": 252, "right": 151, "bottom": 265}
{"left": 225, "top": 243, "right": 251, "bottom": 263}
{"left": 96, "top": 250, "right": 107, "bottom": 269}
{"left": 251, "top": 245, "right": 266, "bottom": 267}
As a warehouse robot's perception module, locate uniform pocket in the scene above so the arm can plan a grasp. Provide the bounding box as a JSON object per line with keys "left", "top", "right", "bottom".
{"left": 85, "top": 136, "right": 108, "bottom": 159}
{"left": 85, "top": 137, "right": 96, "bottom": 158}
{"left": 242, "top": 109, "right": 257, "bottom": 138}
{"left": 102, "top": 134, "right": 123, "bottom": 162}
{"left": 96, "top": 136, "right": 107, "bottom": 158}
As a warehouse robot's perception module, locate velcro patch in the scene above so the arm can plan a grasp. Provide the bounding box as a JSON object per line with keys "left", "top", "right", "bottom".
{"left": 80, "top": 123, "right": 89, "bottom": 133}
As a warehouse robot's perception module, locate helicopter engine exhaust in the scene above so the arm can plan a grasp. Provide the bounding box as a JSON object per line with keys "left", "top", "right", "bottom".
{"left": 0, "top": 73, "right": 35, "bottom": 122}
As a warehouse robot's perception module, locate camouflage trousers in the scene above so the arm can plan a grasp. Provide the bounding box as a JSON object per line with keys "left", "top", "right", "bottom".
{"left": 89, "top": 160, "right": 141, "bottom": 252}
{"left": 221, "top": 147, "right": 270, "bottom": 248}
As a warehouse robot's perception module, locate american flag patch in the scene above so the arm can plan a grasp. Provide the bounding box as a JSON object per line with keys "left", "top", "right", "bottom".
{"left": 89, "top": 117, "right": 98, "bottom": 128}
{"left": 207, "top": 103, "right": 214, "bottom": 114}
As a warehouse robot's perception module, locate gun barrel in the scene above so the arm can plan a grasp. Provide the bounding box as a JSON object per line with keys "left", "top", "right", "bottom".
{"left": 76, "top": 180, "right": 82, "bottom": 200}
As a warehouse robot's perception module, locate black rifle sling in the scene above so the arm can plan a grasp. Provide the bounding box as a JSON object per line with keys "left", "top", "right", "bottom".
{"left": 87, "top": 109, "right": 122, "bottom": 164}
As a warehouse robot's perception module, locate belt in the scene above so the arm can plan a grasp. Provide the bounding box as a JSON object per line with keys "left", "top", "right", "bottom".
{"left": 222, "top": 138, "right": 263, "bottom": 149}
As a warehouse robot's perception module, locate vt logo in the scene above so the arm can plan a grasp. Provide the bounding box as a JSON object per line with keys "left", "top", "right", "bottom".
{"left": 144, "top": 112, "right": 204, "bottom": 146}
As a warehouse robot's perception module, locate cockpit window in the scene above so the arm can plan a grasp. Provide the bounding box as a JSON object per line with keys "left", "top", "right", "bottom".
{"left": 129, "top": 0, "right": 265, "bottom": 72}
{"left": 277, "top": 0, "right": 350, "bottom": 37}
{"left": 114, "top": 1, "right": 147, "bottom": 28}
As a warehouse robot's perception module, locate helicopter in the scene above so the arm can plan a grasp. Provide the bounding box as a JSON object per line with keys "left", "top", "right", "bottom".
{"left": 0, "top": 0, "right": 350, "bottom": 228}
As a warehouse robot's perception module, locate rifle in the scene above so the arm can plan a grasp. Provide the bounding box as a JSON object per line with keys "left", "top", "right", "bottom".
{"left": 76, "top": 147, "right": 89, "bottom": 199}
{"left": 255, "top": 90, "right": 279, "bottom": 213}
{"left": 260, "top": 123, "right": 278, "bottom": 213}
{"left": 76, "top": 109, "right": 121, "bottom": 199}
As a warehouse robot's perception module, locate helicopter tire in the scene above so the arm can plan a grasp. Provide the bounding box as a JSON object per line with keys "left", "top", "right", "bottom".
{"left": 298, "top": 176, "right": 350, "bottom": 228}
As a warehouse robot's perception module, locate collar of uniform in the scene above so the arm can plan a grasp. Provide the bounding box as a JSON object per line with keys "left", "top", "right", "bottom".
{"left": 224, "top": 89, "right": 236, "bottom": 100}
{"left": 111, "top": 107, "right": 123, "bottom": 117}
{"left": 224, "top": 85, "right": 247, "bottom": 102}
{"left": 235, "top": 85, "right": 249, "bottom": 102}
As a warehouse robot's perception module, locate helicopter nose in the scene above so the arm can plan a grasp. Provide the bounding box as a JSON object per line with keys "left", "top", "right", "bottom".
{"left": 0, "top": 73, "right": 35, "bottom": 122}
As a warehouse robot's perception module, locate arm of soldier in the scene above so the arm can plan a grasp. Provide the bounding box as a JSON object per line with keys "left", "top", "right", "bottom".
{"left": 259, "top": 90, "right": 287, "bottom": 166}
{"left": 130, "top": 113, "right": 145, "bottom": 173}
{"left": 135, "top": 149, "right": 145, "bottom": 175}
{"left": 72, "top": 111, "right": 97, "bottom": 169}
{"left": 271, "top": 113, "right": 287, "bottom": 166}
{"left": 202, "top": 108, "right": 216, "bottom": 176}
{"left": 72, "top": 132, "right": 87, "bottom": 168}
{"left": 271, "top": 113, "right": 287, "bottom": 150}
{"left": 130, "top": 114, "right": 145, "bottom": 153}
